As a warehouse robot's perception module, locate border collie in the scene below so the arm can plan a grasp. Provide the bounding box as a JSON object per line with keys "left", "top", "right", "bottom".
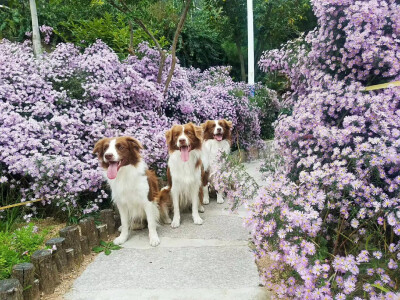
{"left": 93, "top": 136, "right": 161, "bottom": 246}
{"left": 201, "top": 119, "right": 232, "bottom": 204}
{"left": 164, "top": 123, "right": 205, "bottom": 228}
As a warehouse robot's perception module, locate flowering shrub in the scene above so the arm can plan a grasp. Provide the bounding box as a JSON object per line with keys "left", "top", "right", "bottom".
{"left": 0, "top": 38, "right": 262, "bottom": 220}
{"left": 209, "top": 152, "right": 259, "bottom": 211}
{"left": 249, "top": 0, "right": 400, "bottom": 299}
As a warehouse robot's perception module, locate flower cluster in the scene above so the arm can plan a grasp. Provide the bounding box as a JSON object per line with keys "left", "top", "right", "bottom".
{"left": 251, "top": 0, "right": 400, "bottom": 298}
{"left": 25, "top": 25, "right": 54, "bottom": 44}
{"left": 0, "top": 39, "right": 262, "bottom": 220}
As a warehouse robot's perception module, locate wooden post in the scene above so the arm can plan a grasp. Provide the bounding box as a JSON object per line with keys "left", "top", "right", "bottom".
{"left": 0, "top": 279, "right": 23, "bottom": 300}
{"left": 96, "top": 224, "right": 108, "bottom": 241}
{"left": 79, "top": 217, "right": 99, "bottom": 248}
{"left": 31, "top": 249, "right": 58, "bottom": 294}
{"left": 32, "top": 279, "right": 39, "bottom": 299}
{"left": 100, "top": 209, "right": 115, "bottom": 235}
{"left": 114, "top": 214, "right": 121, "bottom": 232}
{"left": 11, "top": 263, "right": 38, "bottom": 300}
{"left": 59, "top": 226, "right": 82, "bottom": 264}
{"left": 45, "top": 237, "right": 67, "bottom": 273}
{"left": 65, "top": 248, "right": 75, "bottom": 271}
{"left": 80, "top": 236, "right": 90, "bottom": 255}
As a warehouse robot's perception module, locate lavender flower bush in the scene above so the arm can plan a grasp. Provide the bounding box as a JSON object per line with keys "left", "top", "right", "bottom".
{"left": 0, "top": 38, "right": 262, "bottom": 221}
{"left": 248, "top": 0, "right": 400, "bottom": 298}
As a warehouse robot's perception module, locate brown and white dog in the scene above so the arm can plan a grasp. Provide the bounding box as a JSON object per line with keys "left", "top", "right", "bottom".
{"left": 93, "top": 136, "right": 161, "bottom": 247}
{"left": 201, "top": 119, "right": 232, "bottom": 204}
{"left": 164, "top": 123, "right": 205, "bottom": 228}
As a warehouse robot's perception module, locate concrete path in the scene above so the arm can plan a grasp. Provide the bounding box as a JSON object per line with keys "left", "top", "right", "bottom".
{"left": 66, "top": 161, "right": 269, "bottom": 300}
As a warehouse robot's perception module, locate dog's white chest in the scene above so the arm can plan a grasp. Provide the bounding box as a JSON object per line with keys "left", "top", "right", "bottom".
{"left": 203, "top": 139, "right": 230, "bottom": 170}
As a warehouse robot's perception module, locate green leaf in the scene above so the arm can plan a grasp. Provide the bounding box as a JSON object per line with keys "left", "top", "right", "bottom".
{"left": 100, "top": 240, "right": 107, "bottom": 247}
{"left": 110, "top": 245, "right": 122, "bottom": 250}
{"left": 92, "top": 246, "right": 104, "bottom": 253}
{"left": 371, "top": 284, "right": 390, "bottom": 293}
{"left": 104, "top": 249, "right": 111, "bottom": 256}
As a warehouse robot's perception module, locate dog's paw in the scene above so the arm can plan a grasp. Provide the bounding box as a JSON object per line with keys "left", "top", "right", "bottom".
{"left": 171, "top": 218, "right": 180, "bottom": 228}
{"left": 163, "top": 217, "right": 172, "bottom": 224}
{"left": 203, "top": 197, "right": 210, "bottom": 205}
{"left": 131, "top": 223, "right": 146, "bottom": 230}
{"left": 217, "top": 194, "right": 224, "bottom": 204}
{"left": 113, "top": 235, "right": 128, "bottom": 245}
{"left": 149, "top": 235, "right": 160, "bottom": 247}
{"left": 193, "top": 215, "right": 203, "bottom": 225}
{"left": 198, "top": 205, "right": 205, "bottom": 213}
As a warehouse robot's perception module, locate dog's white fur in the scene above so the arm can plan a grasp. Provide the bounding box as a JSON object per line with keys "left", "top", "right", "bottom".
{"left": 168, "top": 127, "right": 203, "bottom": 228}
{"left": 202, "top": 120, "right": 231, "bottom": 204}
{"left": 103, "top": 139, "right": 160, "bottom": 247}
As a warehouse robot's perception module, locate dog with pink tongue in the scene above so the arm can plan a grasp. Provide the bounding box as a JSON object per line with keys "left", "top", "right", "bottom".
{"left": 163, "top": 123, "right": 205, "bottom": 228}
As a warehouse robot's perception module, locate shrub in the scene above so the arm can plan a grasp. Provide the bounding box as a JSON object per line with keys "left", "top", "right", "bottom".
{"left": 0, "top": 38, "right": 264, "bottom": 221}
{"left": 249, "top": 0, "right": 400, "bottom": 298}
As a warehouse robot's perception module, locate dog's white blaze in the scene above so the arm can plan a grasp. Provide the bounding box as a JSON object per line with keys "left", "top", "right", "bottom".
{"left": 104, "top": 139, "right": 120, "bottom": 162}
{"left": 176, "top": 125, "right": 190, "bottom": 148}
{"left": 214, "top": 120, "right": 224, "bottom": 135}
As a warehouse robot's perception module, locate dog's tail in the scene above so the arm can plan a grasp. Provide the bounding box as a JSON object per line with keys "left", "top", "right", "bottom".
{"left": 154, "top": 186, "right": 172, "bottom": 224}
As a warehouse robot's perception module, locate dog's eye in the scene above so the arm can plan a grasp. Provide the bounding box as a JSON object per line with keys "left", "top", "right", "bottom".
{"left": 212, "top": 124, "right": 216, "bottom": 127}
{"left": 117, "top": 144, "right": 124, "bottom": 150}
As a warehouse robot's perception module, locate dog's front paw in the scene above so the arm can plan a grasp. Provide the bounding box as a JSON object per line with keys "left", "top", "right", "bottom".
{"left": 203, "top": 196, "right": 209, "bottom": 205}
{"left": 163, "top": 216, "right": 172, "bottom": 224}
{"left": 171, "top": 218, "right": 180, "bottom": 228}
{"left": 113, "top": 235, "right": 128, "bottom": 245}
{"left": 217, "top": 194, "right": 224, "bottom": 204}
{"left": 198, "top": 205, "right": 205, "bottom": 213}
{"left": 193, "top": 215, "right": 203, "bottom": 225}
{"left": 149, "top": 235, "right": 160, "bottom": 247}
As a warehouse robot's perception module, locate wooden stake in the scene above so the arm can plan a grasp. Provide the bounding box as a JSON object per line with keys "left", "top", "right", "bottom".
{"left": 31, "top": 249, "right": 59, "bottom": 294}
{"left": 79, "top": 217, "right": 99, "bottom": 248}
{"left": 45, "top": 237, "right": 67, "bottom": 273}
{"left": 100, "top": 209, "right": 115, "bottom": 234}
{"left": 11, "top": 263, "right": 38, "bottom": 300}
{"left": 59, "top": 226, "right": 83, "bottom": 264}
{"left": 0, "top": 279, "right": 23, "bottom": 300}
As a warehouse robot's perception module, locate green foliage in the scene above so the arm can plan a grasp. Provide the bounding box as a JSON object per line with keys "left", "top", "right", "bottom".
{"left": 0, "top": 174, "right": 24, "bottom": 232}
{"left": 0, "top": 224, "right": 47, "bottom": 279}
{"left": 92, "top": 240, "right": 122, "bottom": 255}
{"left": 250, "top": 87, "right": 280, "bottom": 140}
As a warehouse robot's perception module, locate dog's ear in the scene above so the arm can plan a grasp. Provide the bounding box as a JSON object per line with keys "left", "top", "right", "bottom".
{"left": 93, "top": 138, "right": 108, "bottom": 157}
{"left": 225, "top": 120, "right": 233, "bottom": 129}
{"left": 201, "top": 122, "right": 207, "bottom": 131}
{"left": 126, "top": 137, "right": 143, "bottom": 150}
{"left": 194, "top": 125, "right": 203, "bottom": 141}
{"left": 165, "top": 129, "right": 172, "bottom": 146}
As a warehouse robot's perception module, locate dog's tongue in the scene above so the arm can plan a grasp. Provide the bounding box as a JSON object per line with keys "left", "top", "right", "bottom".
{"left": 180, "top": 146, "right": 190, "bottom": 162}
{"left": 214, "top": 134, "right": 223, "bottom": 141}
{"left": 107, "top": 162, "right": 118, "bottom": 179}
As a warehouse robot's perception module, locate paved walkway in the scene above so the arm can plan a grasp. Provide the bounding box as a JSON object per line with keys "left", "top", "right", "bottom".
{"left": 66, "top": 161, "right": 269, "bottom": 300}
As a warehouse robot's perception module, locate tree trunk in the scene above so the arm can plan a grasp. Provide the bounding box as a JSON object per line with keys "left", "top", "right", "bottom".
{"left": 235, "top": 37, "right": 246, "bottom": 82}
{"left": 164, "top": 0, "right": 192, "bottom": 95}
{"left": 29, "top": 0, "right": 42, "bottom": 58}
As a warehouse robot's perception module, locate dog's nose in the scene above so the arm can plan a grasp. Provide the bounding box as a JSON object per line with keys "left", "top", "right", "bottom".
{"left": 105, "top": 153, "right": 114, "bottom": 160}
{"left": 217, "top": 128, "right": 222, "bottom": 133}
{"left": 179, "top": 138, "right": 186, "bottom": 144}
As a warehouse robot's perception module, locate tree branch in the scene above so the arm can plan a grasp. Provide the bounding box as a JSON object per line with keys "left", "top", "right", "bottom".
{"left": 163, "top": 0, "right": 192, "bottom": 95}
